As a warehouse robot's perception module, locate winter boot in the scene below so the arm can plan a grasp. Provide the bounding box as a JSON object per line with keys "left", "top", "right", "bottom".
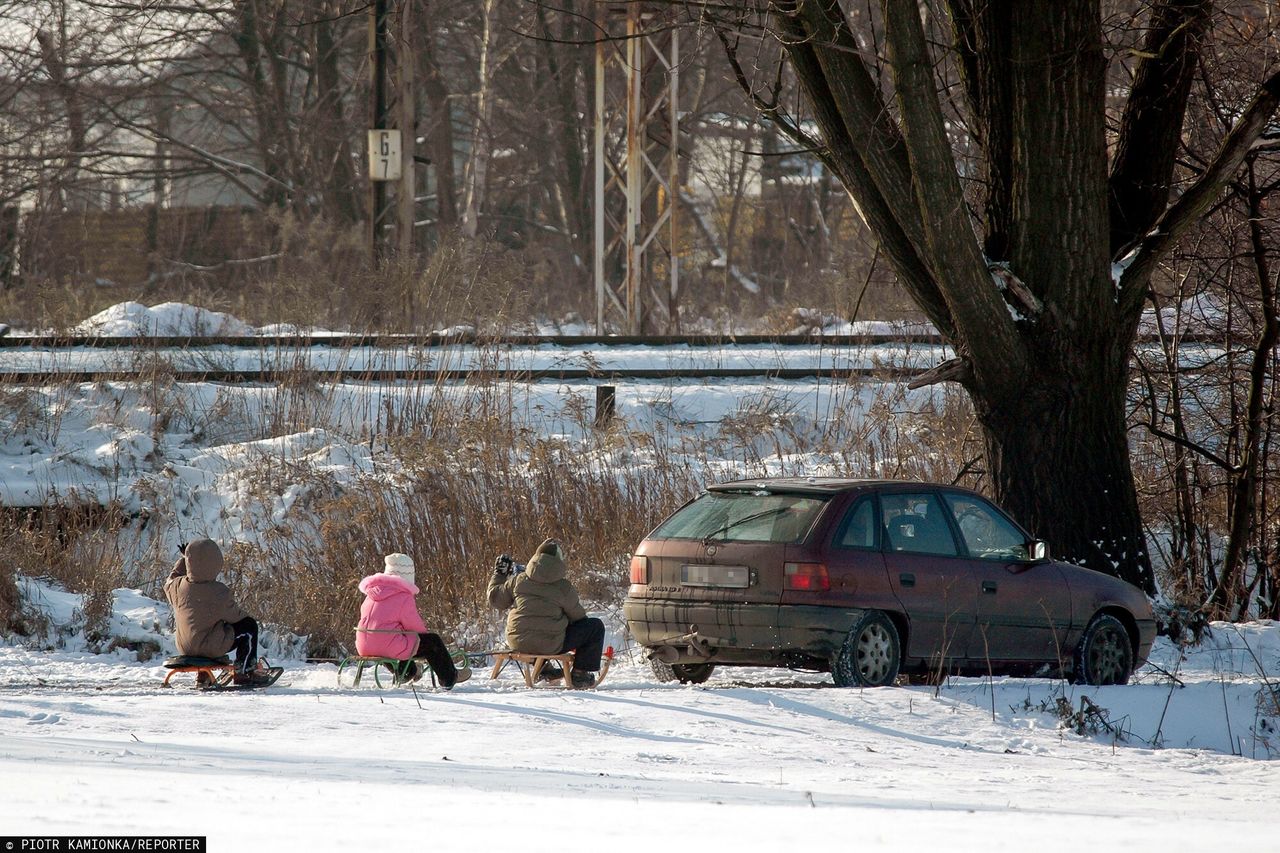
{"left": 234, "top": 658, "right": 284, "bottom": 688}
{"left": 394, "top": 661, "right": 425, "bottom": 685}
{"left": 570, "top": 669, "right": 596, "bottom": 689}
{"left": 535, "top": 662, "right": 564, "bottom": 682}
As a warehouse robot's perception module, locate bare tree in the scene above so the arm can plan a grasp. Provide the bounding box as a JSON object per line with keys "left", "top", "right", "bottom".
{"left": 693, "top": 0, "right": 1280, "bottom": 591}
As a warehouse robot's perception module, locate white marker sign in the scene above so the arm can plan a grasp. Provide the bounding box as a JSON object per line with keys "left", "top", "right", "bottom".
{"left": 368, "top": 129, "right": 402, "bottom": 181}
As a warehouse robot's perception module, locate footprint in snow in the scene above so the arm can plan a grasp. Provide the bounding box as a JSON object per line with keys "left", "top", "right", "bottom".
{"left": 27, "top": 713, "right": 62, "bottom": 725}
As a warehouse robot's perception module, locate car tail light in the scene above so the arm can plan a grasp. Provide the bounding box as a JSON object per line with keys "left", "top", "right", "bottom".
{"left": 784, "top": 562, "right": 830, "bottom": 591}
{"left": 629, "top": 554, "right": 649, "bottom": 584}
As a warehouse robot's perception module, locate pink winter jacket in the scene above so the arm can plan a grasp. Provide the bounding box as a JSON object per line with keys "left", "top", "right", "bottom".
{"left": 356, "top": 574, "right": 428, "bottom": 659}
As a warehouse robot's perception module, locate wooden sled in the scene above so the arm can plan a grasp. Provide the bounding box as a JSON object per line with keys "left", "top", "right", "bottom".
{"left": 488, "top": 646, "right": 613, "bottom": 689}
{"left": 161, "top": 655, "right": 235, "bottom": 689}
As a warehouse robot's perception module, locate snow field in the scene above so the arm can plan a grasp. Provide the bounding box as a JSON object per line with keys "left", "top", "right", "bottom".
{"left": 1, "top": 646, "right": 1277, "bottom": 850}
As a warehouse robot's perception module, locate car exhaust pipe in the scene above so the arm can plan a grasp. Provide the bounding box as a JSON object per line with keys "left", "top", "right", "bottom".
{"left": 653, "top": 645, "right": 681, "bottom": 663}
{"left": 650, "top": 626, "right": 714, "bottom": 663}
{"left": 686, "top": 625, "right": 713, "bottom": 657}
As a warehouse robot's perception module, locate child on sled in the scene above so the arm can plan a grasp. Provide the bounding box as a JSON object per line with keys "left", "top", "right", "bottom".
{"left": 165, "top": 538, "right": 282, "bottom": 687}
{"left": 356, "top": 553, "right": 471, "bottom": 689}
{"left": 487, "top": 538, "right": 605, "bottom": 689}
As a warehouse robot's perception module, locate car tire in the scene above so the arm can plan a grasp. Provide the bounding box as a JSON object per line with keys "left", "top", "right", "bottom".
{"left": 672, "top": 663, "right": 716, "bottom": 684}
{"left": 649, "top": 658, "right": 678, "bottom": 683}
{"left": 832, "top": 610, "right": 901, "bottom": 687}
{"left": 1071, "top": 613, "right": 1133, "bottom": 686}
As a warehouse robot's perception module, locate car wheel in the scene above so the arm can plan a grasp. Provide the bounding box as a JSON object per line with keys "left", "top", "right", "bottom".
{"left": 1072, "top": 613, "right": 1133, "bottom": 686}
{"left": 649, "top": 658, "right": 678, "bottom": 683}
{"left": 672, "top": 663, "right": 715, "bottom": 684}
{"left": 832, "top": 610, "right": 901, "bottom": 687}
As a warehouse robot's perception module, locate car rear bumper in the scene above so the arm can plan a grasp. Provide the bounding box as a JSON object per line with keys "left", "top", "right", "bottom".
{"left": 624, "top": 597, "right": 864, "bottom": 664}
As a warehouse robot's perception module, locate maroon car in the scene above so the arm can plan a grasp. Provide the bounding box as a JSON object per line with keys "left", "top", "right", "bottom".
{"left": 625, "top": 478, "right": 1155, "bottom": 687}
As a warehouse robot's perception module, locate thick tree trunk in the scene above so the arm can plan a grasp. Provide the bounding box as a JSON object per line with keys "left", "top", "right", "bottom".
{"left": 976, "top": 342, "right": 1153, "bottom": 593}
{"left": 313, "top": 5, "right": 361, "bottom": 225}
{"left": 233, "top": 1, "right": 291, "bottom": 209}
{"left": 420, "top": 22, "right": 458, "bottom": 227}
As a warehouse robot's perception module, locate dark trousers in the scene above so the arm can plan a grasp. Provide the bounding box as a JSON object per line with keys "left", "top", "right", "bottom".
{"left": 559, "top": 617, "right": 605, "bottom": 672}
{"left": 410, "top": 632, "right": 459, "bottom": 688}
{"left": 230, "top": 616, "right": 258, "bottom": 672}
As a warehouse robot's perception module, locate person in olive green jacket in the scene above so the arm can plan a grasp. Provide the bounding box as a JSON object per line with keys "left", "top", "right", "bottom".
{"left": 487, "top": 538, "right": 605, "bottom": 688}
{"left": 164, "top": 538, "right": 278, "bottom": 687}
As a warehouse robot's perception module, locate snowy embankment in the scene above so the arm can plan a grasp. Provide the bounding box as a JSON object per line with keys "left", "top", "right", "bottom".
{"left": 0, "top": 302, "right": 952, "bottom": 548}
{"left": 1, "top": 578, "right": 1278, "bottom": 849}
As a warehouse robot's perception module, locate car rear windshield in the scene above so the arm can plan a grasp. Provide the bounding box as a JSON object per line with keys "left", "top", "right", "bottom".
{"left": 650, "top": 491, "right": 829, "bottom": 544}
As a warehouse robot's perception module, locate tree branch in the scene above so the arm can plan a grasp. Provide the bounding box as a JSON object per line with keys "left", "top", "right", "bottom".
{"left": 1118, "top": 70, "right": 1280, "bottom": 318}
{"left": 1108, "top": 0, "right": 1211, "bottom": 256}
{"left": 1134, "top": 420, "right": 1239, "bottom": 473}
{"left": 769, "top": 1, "right": 955, "bottom": 338}
{"left": 883, "top": 0, "right": 1026, "bottom": 394}
{"left": 907, "top": 356, "right": 973, "bottom": 389}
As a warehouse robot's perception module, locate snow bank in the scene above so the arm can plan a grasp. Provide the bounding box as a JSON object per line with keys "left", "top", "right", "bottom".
{"left": 75, "top": 301, "right": 256, "bottom": 337}
{"left": 13, "top": 577, "right": 173, "bottom": 657}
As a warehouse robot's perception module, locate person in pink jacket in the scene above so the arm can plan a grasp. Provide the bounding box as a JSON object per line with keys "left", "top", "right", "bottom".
{"left": 356, "top": 553, "right": 471, "bottom": 689}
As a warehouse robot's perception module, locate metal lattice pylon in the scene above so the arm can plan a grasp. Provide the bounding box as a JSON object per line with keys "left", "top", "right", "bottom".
{"left": 594, "top": 2, "right": 680, "bottom": 334}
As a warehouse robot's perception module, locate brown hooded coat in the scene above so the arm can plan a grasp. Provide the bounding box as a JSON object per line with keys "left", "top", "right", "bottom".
{"left": 163, "top": 538, "right": 248, "bottom": 658}
{"left": 487, "top": 540, "right": 586, "bottom": 654}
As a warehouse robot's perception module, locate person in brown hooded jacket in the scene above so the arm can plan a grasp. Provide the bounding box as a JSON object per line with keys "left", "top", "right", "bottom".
{"left": 487, "top": 538, "right": 605, "bottom": 688}
{"left": 164, "top": 538, "right": 278, "bottom": 686}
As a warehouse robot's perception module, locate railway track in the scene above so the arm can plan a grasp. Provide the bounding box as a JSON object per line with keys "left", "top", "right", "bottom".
{"left": 0, "top": 333, "right": 948, "bottom": 384}
{"left": 0, "top": 366, "right": 925, "bottom": 384}
{"left": 0, "top": 333, "right": 1222, "bottom": 385}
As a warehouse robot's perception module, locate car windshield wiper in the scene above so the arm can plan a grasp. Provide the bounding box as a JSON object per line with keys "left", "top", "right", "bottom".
{"left": 701, "top": 506, "right": 792, "bottom": 544}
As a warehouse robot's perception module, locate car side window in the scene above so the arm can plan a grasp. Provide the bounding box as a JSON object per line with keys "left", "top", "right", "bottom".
{"left": 880, "top": 493, "right": 959, "bottom": 557}
{"left": 943, "top": 495, "right": 1030, "bottom": 560}
{"left": 833, "top": 497, "right": 877, "bottom": 550}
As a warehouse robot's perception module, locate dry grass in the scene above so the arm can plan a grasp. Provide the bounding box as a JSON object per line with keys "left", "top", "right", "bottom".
{"left": 0, "top": 502, "right": 158, "bottom": 645}
{"left": 2, "top": 227, "right": 558, "bottom": 335}
{"left": 0, "top": 208, "right": 921, "bottom": 335}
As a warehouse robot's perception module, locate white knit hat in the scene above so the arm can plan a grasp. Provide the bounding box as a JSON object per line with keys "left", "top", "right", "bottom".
{"left": 383, "top": 553, "right": 416, "bottom": 583}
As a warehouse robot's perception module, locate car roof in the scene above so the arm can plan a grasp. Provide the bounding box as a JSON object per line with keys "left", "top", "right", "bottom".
{"left": 707, "top": 477, "right": 961, "bottom": 496}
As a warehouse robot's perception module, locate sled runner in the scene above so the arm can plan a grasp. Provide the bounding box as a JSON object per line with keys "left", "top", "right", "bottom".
{"left": 337, "top": 655, "right": 407, "bottom": 688}
{"left": 337, "top": 648, "right": 469, "bottom": 689}
{"left": 488, "top": 646, "right": 613, "bottom": 689}
{"left": 161, "top": 656, "right": 283, "bottom": 690}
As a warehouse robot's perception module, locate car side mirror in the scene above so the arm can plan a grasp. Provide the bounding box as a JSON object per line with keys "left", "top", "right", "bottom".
{"left": 1029, "top": 540, "right": 1049, "bottom": 561}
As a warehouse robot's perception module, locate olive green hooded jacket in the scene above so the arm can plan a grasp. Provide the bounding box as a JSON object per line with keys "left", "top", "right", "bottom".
{"left": 163, "top": 538, "right": 248, "bottom": 659}
{"left": 487, "top": 539, "right": 586, "bottom": 654}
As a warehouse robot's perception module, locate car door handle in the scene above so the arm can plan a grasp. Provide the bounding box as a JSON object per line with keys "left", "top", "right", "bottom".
{"left": 899, "top": 573, "right": 915, "bottom": 588}
{"left": 982, "top": 580, "right": 998, "bottom": 594}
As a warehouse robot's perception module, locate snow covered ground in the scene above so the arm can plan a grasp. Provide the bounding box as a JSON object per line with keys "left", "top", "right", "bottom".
{"left": 1, "top": 578, "right": 1278, "bottom": 850}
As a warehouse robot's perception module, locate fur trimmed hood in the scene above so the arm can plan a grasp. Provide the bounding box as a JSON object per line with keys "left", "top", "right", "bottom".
{"left": 360, "top": 572, "right": 419, "bottom": 600}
